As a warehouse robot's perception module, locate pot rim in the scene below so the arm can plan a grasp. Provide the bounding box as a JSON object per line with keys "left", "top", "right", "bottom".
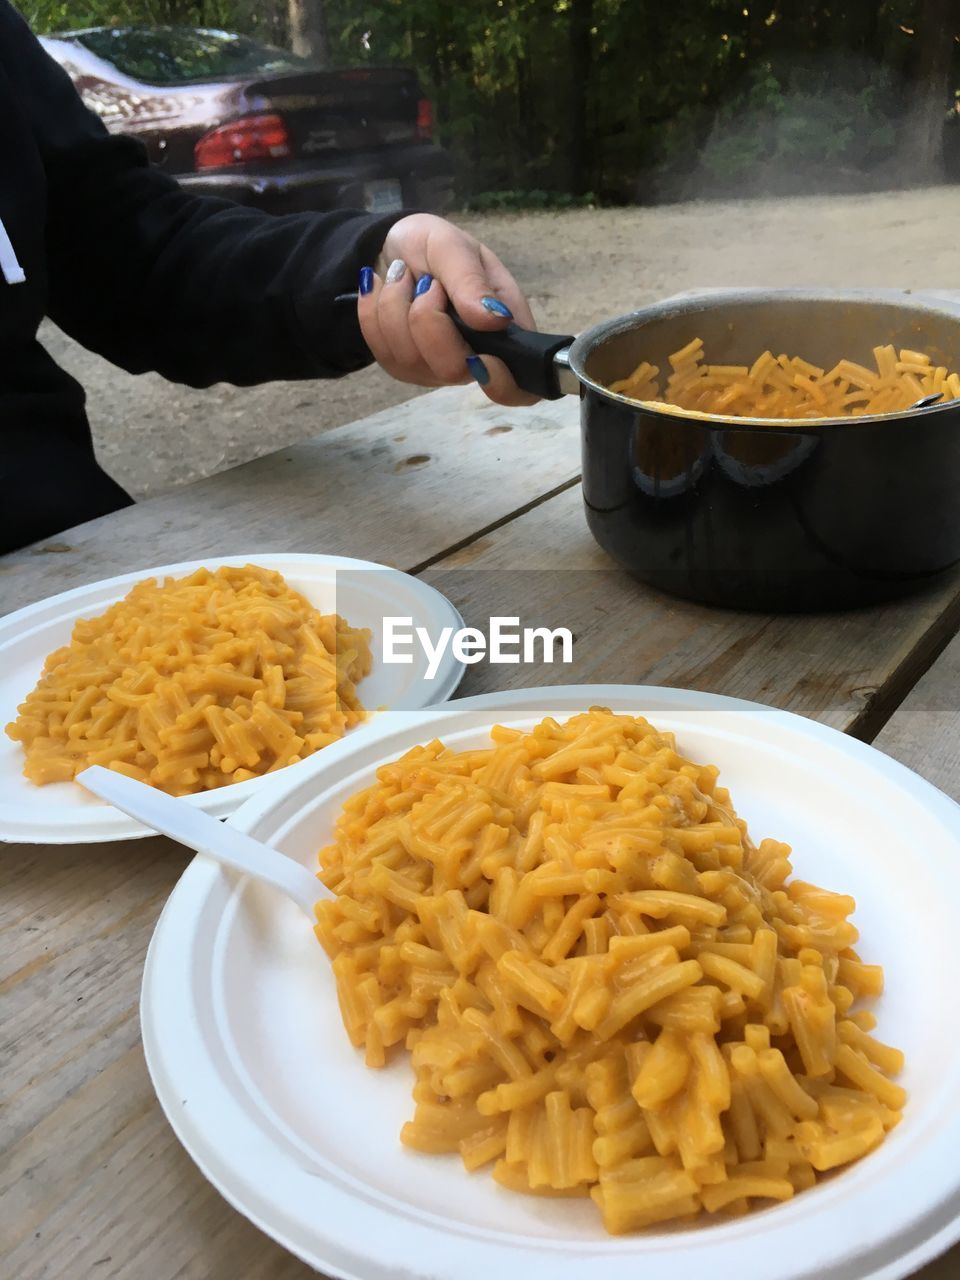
{"left": 566, "top": 287, "right": 960, "bottom": 432}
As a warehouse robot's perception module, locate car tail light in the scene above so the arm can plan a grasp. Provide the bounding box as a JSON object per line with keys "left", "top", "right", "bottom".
{"left": 416, "top": 98, "right": 433, "bottom": 141}
{"left": 194, "top": 114, "right": 291, "bottom": 170}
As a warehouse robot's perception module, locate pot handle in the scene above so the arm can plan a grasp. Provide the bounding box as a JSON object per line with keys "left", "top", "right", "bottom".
{"left": 336, "top": 292, "right": 577, "bottom": 400}
{"left": 446, "top": 313, "right": 576, "bottom": 400}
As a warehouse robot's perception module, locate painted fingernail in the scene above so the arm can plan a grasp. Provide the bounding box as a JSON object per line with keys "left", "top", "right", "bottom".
{"left": 481, "top": 295, "right": 513, "bottom": 319}
{"left": 385, "top": 258, "right": 407, "bottom": 284}
{"left": 359, "top": 266, "right": 375, "bottom": 296}
{"left": 414, "top": 273, "right": 434, "bottom": 298}
{"left": 466, "top": 355, "right": 490, "bottom": 386}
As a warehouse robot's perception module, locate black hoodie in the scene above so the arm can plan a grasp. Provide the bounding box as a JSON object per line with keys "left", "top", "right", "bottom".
{"left": 0, "top": 3, "right": 399, "bottom": 554}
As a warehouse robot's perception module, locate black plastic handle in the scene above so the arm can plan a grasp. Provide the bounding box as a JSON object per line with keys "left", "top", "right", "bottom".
{"left": 335, "top": 292, "right": 576, "bottom": 400}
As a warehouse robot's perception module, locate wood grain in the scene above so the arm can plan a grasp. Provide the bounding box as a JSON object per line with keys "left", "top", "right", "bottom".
{"left": 872, "top": 631, "right": 960, "bottom": 802}
{"left": 426, "top": 484, "right": 960, "bottom": 737}
{"left": 4, "top": 831, "right": 958, "bottom": 1279}
{"left": 0, "top": 838, "right": 316, "bottom": 1280}
{"left": 3, "top": 357, "right": 959, "bottom": 1277}
{"left": 4, "top": 570, "right": 958, "bottom": 1280}
{"left": 0, "top": 383, "right": 579, "bottom": 616}
{"left": 913, "top": 1248, "right": 960, "bottom": 1279}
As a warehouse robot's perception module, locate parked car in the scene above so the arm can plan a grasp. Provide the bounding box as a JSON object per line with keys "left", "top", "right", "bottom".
{"left": 40, "top": 26, "right": 455, "bottom": 215}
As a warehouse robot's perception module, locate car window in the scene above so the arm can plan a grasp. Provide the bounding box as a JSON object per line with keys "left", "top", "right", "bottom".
{"left": 72, "top": 28, "right": 315, "bottom": 85}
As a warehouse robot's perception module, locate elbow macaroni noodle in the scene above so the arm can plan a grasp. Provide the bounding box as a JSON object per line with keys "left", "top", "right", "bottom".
{"left": 610, "top": 338, "right": 960, "bottom": 420}
{"left": 6, "top": 565, "right": 371, "bottom": 796}
{"left": 316, "top": 709, "right": 905, "bottom": 1234}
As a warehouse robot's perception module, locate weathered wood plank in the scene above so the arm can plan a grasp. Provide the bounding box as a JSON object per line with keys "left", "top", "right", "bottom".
{"left": 0, "top": 385, "right": 562, "bottom": 1279}
{"left": 4, "top": 562, "right": 956, "bottom": 1280}
{"left": 425, "top": 484, "right": 960, "bottom": 737}
{"left": 0, "top": 383, "right": 579, "bottom": 616}
{"left": 0, "top": 837, "right": 317, "bottom": 1280}
{"left": 916, "top": 1248, "right": 960, "bottom": 1279}
{"left": 4, "top": 492, "right": 959, "bottom": 1276}
{"left": 1, "top": 838, "right": 185, "bottom": 1152}
{"left": 3, "top": 313, "right": 959, "bottom": 1278}
{"left": 872, "top": 631, "right": 960, "bottom": 802}
{"left": 3, "top": 826, "right": 958, "bottom": 1278}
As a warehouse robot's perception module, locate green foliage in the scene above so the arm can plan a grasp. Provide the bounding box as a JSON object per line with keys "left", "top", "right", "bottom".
{"left": 696, "top": 55, "right": 904, "bottom": 193}
{"left": 23, "top": 0, "right": 282, "bottom": 41}
{"left": 21, "top": 0, "right": 960, "bottom": 200}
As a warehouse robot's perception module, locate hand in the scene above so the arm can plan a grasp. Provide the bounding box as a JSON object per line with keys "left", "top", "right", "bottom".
{"left": 357, "top": 213, "right": 539, "bottom": 406}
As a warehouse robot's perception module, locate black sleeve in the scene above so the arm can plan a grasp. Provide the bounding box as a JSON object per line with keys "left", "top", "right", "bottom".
{"left": 6, "top": 8, "right": 397, "bottom": 387}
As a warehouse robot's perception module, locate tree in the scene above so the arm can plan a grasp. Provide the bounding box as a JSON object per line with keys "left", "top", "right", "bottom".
{"left": 287, "top": 0, "right": 330, "bottom": 63}
{"left": 566, "top": 0, "right": 594, "bottom": 194}
{"left": 897, "top": 0, "right": 957, "bottom": 182}
{"left": 25, "top": 0, "right": 953, "bottom": 199}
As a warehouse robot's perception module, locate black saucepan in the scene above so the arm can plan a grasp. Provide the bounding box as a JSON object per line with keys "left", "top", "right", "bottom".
{"left": 448, "top": 288, "right": 960, "bottom": 612}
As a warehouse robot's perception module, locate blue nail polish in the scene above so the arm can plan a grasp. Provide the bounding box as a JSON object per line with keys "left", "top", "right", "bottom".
{"left": 359, "top": 266, "right": 374, "bottom": 296}
{"left": 414, "top": 273, "right": 433, "bottom": 298}
{"left": 481, "top": 295, "right": 513, "bottom": 319}
{"left": 466, "top": 355, "right": 490, "bottom": 386}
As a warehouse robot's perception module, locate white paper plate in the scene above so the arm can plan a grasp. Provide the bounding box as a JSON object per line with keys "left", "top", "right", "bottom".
{"left": 141, "top": 685, "right": 960, "bottom": 1280}
{"left": 0, "top": 554, "right": 464, "bottom": 844}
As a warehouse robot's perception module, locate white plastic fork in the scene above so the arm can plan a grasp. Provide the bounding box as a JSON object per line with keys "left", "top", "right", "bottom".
{"left": 77, "top": 765, "right": 320, "bottom": 919}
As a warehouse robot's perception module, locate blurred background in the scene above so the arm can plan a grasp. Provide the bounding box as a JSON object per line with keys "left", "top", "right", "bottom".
{"left": 18, "top": 0, "right": 960, "bottom": 495}
{"left": 26, "top": 0, "right": 960, "bottom": 202}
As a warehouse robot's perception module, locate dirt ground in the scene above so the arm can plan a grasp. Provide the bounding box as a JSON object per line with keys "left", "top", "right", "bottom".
{"left": 44, "top": 185, "right": 960, "bottom": 498}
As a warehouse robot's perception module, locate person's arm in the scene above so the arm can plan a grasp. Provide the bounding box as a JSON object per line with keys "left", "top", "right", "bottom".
{"left": 5, "top": 4, "right": 540, "bottom": 405}
{"left": 6, "top": 7, "right": 397, "bottom": 387}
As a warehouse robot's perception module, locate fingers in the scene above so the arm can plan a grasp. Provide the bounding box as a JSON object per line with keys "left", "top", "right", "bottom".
{"left": 421, "top": 228, "right": 535, "bottom": 336}
{"left": 356, "top": 241, "right": 540, "bottom": 405}
{"left": 457, "top": 246, "right": 539, "bottom": 402}
{"left": 478, "top": 245, "right": 537, "bottom": 330}
{"left": 356, "top": 261, "right": 441, "bottom": 387}
{"left": 403, "top": 274, "right": 469, "bottom": 384}
{"left": 404, "top": 275, "right": 537, "bottom": 407}
{"left": 463, "top": 352, "right": 541, "bottom": 408}
{"left": 371, "top": 259, "right": 420, "bottom": 373}
{"left": 403, "top": 224, "right": 540, "bottom": 404}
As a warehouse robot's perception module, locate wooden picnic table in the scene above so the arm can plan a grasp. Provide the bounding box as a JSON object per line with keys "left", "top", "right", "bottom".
{"left": 2, "top": 298, "right": 959, "bottom": 1280}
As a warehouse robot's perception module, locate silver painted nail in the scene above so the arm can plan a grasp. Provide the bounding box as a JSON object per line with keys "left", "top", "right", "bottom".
{"left": 385, "top": 258, "right": 407, "bottom": 284}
